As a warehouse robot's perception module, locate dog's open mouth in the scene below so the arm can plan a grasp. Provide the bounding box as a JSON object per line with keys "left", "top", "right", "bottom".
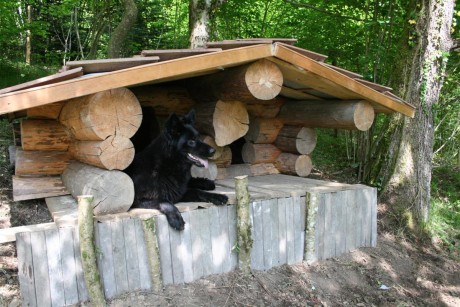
{"left": 187, "top": 153, "right": 209, "bottom": 168}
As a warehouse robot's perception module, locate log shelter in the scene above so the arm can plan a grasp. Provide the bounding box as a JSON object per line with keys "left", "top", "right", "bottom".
{"left": 0, "top": 38, "right": 415, "bottom": 305}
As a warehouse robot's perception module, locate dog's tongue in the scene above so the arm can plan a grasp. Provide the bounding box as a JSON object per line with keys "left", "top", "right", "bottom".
{"left": 200, "top": 157, "right": 209, "bottom": 169}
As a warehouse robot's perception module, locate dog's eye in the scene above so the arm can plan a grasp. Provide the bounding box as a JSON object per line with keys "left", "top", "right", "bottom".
{"left": 187, "top": 140, "right": 196, "bottom": 147}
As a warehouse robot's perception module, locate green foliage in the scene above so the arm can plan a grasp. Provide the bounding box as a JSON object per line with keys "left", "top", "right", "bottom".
{"left": 0, "top": 59, "right": 55, "bottom": 89}
{"left": 429, "top": 167, "right": 460, "bottom": 256}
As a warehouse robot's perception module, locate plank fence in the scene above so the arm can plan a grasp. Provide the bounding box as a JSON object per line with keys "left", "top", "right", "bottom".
{"left": 15, "top": 174, "right": 377, "bottom": 305}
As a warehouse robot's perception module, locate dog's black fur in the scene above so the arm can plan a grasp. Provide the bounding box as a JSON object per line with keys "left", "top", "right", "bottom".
{"left": 126, "top": 109, "right": 228, "bottom": 230}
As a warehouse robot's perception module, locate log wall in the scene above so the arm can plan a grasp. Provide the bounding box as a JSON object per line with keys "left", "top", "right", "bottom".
{"left": 16, "top": 175, "right": 377, "bottom": 305}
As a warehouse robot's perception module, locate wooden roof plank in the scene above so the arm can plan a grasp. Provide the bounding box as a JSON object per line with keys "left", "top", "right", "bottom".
{"left": 206, "top": 38, "right": 296, "bottom": 50}
{"left": 65, "top": 57, "right": 160, "bottom": 73}
{"left": 276, "top": 42, "right": 328, "bottom": 62}
{"left": 273, "top": 43, "right": 415, "bottom": 117}
{"left": 140, "top": 48, "right": 222, "bottom": 61}
{"left": 280, "top": 86, "right": 324, "bottom": 100}
{"left": 0, "top": 68, "right": 83, "bottom": 95}
{"left": 270, "top": 57, "right": 359, "bottom": 100}
{"left": 0, "top": 44, "right": 273, "bottom": 115}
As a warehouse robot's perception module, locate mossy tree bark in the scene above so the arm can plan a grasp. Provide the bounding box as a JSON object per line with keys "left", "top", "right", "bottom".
{"left": 375, "top": 0, "right": 455, "bottom": 230}
{"left": 189, "top": 0, "right": 227, "bottom": 48}
{"left": 107, "top": 0, "right": 138, "bottom": 58}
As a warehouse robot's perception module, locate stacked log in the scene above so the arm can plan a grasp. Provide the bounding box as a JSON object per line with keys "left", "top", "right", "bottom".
{"left": 13, "top": 88, "right": 141, "bottom": 205}
{"left": 194, "top": 100, "right": 249, "bottom": 146}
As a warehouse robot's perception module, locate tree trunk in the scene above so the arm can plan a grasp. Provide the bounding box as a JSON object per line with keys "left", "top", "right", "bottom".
{"left": 189, "top": 0, "right": 227, "bottom": 48}
{"left": 107, "top": 0, "right": 138, "bottom": 58}
{"left": 379, "top": 0, "right": 454, "bottom": 229}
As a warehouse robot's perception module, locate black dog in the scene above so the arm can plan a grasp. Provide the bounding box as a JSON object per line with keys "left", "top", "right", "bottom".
{"left": 126, "top": 109, "right": 228, "bottom": 230}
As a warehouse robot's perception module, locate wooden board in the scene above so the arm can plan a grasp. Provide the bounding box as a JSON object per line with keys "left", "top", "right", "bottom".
{"left": 207, "top": 38, "right": 296, "bottom": 50}
{"left": 13, "top": 176, "right": 69, "bottom": 201}
{"left": 0, "top": 222, "right": 57, "bottom": 243}
{"left": 0, "top": 44, "right": 273, "bottom": 115}
{"left": 0, "top": 68, "right": 83, "bottom": 95}
{"left": 65, "top": 57, "right": 160, "bottom": 73}
{"left": 140, "top": 48, "right": 222, "bottom": 61}
{"left": 272, "top": 43, "right": 415, "bottom": 117}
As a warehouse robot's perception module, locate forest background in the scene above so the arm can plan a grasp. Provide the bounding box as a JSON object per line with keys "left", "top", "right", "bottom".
{"left": 0, "top": 0, "right": 459, "bottom": 255}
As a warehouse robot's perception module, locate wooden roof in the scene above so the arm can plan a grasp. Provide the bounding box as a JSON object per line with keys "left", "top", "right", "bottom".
{"left": 0, "top": 40, "right": 415, "bottom": 117}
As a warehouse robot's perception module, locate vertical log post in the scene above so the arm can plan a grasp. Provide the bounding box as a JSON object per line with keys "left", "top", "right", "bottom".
{"left": 235, "top": 175, "right": 252, "bottom": 274}
{"left": 141, "top": 218, "right": 163, "bottom": 292}
{"left": 77, "top": 195, "right": 106, "bottom": 306}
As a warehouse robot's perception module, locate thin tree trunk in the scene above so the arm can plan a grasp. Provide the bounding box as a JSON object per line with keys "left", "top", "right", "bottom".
{"left": 25, "top": 5, "right": 31, "bottom": 64}
{"left": 189, "top": 0, "right": 227, "bottom": 49}
{"left": 380, "top": 0, "right": 454, "bottom": 229}
{"left": 107, "top": 0, "right": 138, "bottom": 58}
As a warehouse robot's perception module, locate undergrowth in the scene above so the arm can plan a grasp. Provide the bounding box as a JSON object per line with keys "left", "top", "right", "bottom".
{"left": 0, "top": 59, "right": 55, "bottom": 89}
{"left": 429, "top": 166, "right": 460, "bottom": 257}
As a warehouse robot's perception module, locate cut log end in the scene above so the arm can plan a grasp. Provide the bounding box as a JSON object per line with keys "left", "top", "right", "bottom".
{"left": 354, "top": 101, "right": 375, "bottom": 131}
{"left": 245, "top": 59, "right": 283, "bottom": 100}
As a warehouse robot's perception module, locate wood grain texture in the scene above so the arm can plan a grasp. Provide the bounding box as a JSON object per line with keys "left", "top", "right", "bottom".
{"left": 60, "top": 87, "right": 142, "bottom": 140}
{"left": 21, "top": 119, "right": 70, "bottom": 151}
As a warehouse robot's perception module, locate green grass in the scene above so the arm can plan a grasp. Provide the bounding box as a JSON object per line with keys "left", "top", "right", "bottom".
{"left": 429, "top": 166, "right": 460, "bottom": 256}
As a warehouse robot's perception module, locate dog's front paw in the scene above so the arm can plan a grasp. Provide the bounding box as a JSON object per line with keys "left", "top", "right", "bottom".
{"left": 160, "top": 202, "right": 185, "bottom": 231}
{"left": 211, "top": 194, "right": 228, "bottom": 206}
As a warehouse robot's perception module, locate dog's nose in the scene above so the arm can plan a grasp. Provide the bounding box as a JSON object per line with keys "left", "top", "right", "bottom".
{"left": 209, "top": 147, "right": 216, "bottom": 155}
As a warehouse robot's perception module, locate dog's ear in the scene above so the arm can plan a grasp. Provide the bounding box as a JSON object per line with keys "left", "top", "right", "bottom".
{"left": 165, "top": 113, "right": 181, "bottom": 134}
{"left": 183, "top": 109, "right": 196, "bottom": 125}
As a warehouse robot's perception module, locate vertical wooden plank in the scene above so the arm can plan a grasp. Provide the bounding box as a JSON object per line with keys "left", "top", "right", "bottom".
{"left": 277, "top": 198, "right": 287, "bottom": 265}
{"left": 210, "top": 206, "right": 226, "bottom": 274}
{"left": 370, "top": 187, "right": 378, "bottom": 247}
{"left": 300, "top": 196, "right": 307, "bottom": 260}
{"left": 134, "top": 219, "right": 152, "bottom": 290}
{"left": 227, "top": 205, "right": 238, "bottom": 270}
{"left": 111, "top": 220, "right": 129, "bottom": 294}
{"left": 323, "top": 193, "right": 333, "bottom": 259}
{"left": 354, "top": 189, "right": 363, "bottom": 248}
{"left": 286, "top": 197, "right": 295, "bottom": 265}
{"left": 59, "top": 227, "right": 79, "bottom": 305}
{"left": 250, "top": 201, "right": 264, "bottom": 270}
{"left": 332, "top": 192, "right": 344, "bottom": 257}
{"left": 218, "top": 206, "right": 232, "bottom": 273}
{"left": 364, "top": 187, "right": 373, "bottom": 246}
{"left": 304, "top": 193, "right": 318, "bottom": 263}
{"left": 72, "top": 227, "right": 89, "bottom": 302}
{"left": 181, "top": 211, "right": 194, "bottom": 283}
{"left": 31, "top": 231, "right": 51, "bottom": 307}
{"left": 45, "top": 228, "right": 65, "bottom": 307}
{"left": 316, "top": 193, "right": 326, "bottom": 261}
{"left": 123, "top": 219, "right": 141, "bottom": 291}
{"left": 190, "top": 209, "right": 204, "bottom": 280}
{"left": 16, "top": 232, "right": 37, "bottom": 307}
{"left": 169, "top": 217, "right": 184, "bottom": 284}
{"left": 262, "top": 199, "right": 273, "bottom": 270}
{"left": 155, "top": 215, "right": 174, "bottom": 285}
{"left": 345, "top": 189, "right": 356, "bottom": 252}
{"left": 359, "top": 188, "right": 370, "bottom": 247}
{"left": 269, "top": 199, "right": 280, "bottom": 267}
{"left": 199, "top": 209, "right": 213, "bottom": 277}
{"left": 293, "top": 196, "right": 303, "bottom": 263}
{"left": 95, "top": 221, "right": 117, "bottom": 299}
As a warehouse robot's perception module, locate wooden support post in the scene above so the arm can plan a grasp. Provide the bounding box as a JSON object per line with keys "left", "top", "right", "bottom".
{"left": 235, "top": 175, "right": 252, "bottom": 274}
{"left": 77, "top": 195, "right": 106, "bottom": 306}
{"left": 141, "top": 218, "right": 163, "bottom": 292}
{"left": 304, "top": 192, "right": 319, "bottom": 263}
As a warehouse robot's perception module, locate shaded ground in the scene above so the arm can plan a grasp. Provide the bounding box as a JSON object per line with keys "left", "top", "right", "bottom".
{"left": 0, "top": 163, "right": 459, "bottom": 306}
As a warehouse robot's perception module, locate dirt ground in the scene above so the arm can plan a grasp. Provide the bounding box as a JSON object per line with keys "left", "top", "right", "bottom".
{"left": 0, "top": 164, "right": 459, "bottom": 306}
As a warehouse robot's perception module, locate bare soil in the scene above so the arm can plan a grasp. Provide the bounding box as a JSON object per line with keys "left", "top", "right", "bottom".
{"left": 0, "top": 161, "right": 459, "bottom": 306}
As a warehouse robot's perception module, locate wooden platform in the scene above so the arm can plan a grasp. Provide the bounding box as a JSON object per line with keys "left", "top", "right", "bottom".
{"left": 15, "top": 175, "right": 377, "bottom": 305}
